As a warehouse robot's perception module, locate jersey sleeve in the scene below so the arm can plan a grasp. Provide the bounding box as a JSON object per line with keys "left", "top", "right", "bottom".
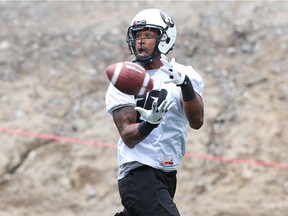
{"left": 105, "top": 83, "right": 136, "bottom": 114}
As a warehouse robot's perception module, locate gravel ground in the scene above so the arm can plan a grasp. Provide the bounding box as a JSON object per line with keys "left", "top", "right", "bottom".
{"left": 0, "top": 1, "right": 288, "bottom": 216}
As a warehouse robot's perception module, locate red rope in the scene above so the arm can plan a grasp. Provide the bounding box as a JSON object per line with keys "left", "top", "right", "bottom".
{"left": 0, "top": 127, "right": 117, "bottom": 149}
{"left": 1, "top": 127, "right": 287, "bottom": 168}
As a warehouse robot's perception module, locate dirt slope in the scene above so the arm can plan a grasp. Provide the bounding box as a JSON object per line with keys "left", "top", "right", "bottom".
{"left": 0, "top": 1, "right": 288, "bottom": 216}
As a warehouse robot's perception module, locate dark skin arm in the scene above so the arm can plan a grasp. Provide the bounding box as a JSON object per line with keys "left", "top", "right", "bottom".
{"left": 112, "top": 93, "right": 204, "bottom": 149}
{"left": 111, "top": 56, "right": 204, "bottom": 147}
{"left": 146, "top": 53, "right": 204, "bottom": 130}
{"left": 182, "top": 93, "right": 204, "bottom": 129}
{"left": 112, "top": 106, "right": 149, "bottom": 148}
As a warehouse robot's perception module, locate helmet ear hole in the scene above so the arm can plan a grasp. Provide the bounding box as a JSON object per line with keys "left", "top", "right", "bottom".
{"left": 166, "top": 37, "right": 170, "bottom": 44}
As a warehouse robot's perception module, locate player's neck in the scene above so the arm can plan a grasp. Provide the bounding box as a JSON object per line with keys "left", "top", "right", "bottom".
{"left": 142, "top": 59, "right": 162, "bottom": 70}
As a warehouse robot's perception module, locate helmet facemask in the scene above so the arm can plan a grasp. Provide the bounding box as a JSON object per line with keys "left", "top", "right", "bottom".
{"left": 126, "top": 9, "right": 177, "bottom": 64}
{"left": 126, "top": 25, "right": 165, "bottom": 64}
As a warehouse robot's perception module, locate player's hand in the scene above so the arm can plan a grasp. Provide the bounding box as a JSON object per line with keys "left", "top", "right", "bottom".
{"left": 134, "top": 99, "right": 174, "bottom": 124}
{"left": 160, "top": 54, "right": 185, "bottom": 86}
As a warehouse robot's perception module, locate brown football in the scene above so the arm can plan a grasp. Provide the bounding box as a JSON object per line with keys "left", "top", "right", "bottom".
{"left": 106, "top": 61, "right": 154, "bottom": 95}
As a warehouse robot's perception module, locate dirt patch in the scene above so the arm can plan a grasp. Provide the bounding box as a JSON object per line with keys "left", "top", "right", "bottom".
{"left": 0, "top": 1, "right": 288, "bottom": 216}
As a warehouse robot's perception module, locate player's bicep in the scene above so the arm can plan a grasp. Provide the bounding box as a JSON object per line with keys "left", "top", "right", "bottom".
{"left": 112, "top": 105, "right": 137, "bottom": 133}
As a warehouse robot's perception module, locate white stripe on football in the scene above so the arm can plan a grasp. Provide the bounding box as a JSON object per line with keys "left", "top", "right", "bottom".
{"left": 106, "top": 61, "right": 154, "bottom": 95}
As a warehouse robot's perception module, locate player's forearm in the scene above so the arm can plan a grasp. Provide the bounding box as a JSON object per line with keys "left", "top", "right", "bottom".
{"left": 120, "top": 123, "right": 151, "bottom": 148}
{"left": 112, "top": 106, "right": 148, "bottom": 148}
{"left": 183, "top": 94, "right": 204, "bottom": 129}
{"left": 178, "top": 75, "right": 204, "bottom": 129}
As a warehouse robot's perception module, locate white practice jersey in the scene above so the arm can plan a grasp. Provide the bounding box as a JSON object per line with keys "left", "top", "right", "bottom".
{"left": 105, "top": 61, "right": 204, "bottom": 179}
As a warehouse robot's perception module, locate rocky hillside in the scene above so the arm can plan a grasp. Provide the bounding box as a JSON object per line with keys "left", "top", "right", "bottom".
{"left": 0, "top": 1, "right": 287, "bottom": 216}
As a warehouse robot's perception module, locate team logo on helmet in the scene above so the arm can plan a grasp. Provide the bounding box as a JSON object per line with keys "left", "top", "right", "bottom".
{"left": 160, "top": 11, "right": 174, "bottom": 28}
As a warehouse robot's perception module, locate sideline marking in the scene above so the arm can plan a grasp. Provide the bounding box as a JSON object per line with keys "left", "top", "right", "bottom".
{"left": 1, "top": 127, "right": 288, "bottom": 168}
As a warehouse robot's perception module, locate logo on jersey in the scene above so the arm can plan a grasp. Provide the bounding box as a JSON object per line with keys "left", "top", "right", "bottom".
{"left": 134, "top": 89, "right": 168, "bottom": 123}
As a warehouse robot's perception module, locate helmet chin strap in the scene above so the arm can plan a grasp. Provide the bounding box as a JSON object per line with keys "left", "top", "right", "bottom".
{"left": 135, "top": 55, "right": 153, "bottom": 65}
{"left": 134, "top": 46, "right": 161, "bottom": 65}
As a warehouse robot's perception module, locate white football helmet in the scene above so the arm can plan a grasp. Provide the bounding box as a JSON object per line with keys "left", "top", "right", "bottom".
{"left": 126, "top": 9, "right": 177, "bottom": 64}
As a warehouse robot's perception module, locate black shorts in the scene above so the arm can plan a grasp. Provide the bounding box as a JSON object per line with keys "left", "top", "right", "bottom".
{"left": 118, "top": 165, "right": 180, "bottom": 216}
